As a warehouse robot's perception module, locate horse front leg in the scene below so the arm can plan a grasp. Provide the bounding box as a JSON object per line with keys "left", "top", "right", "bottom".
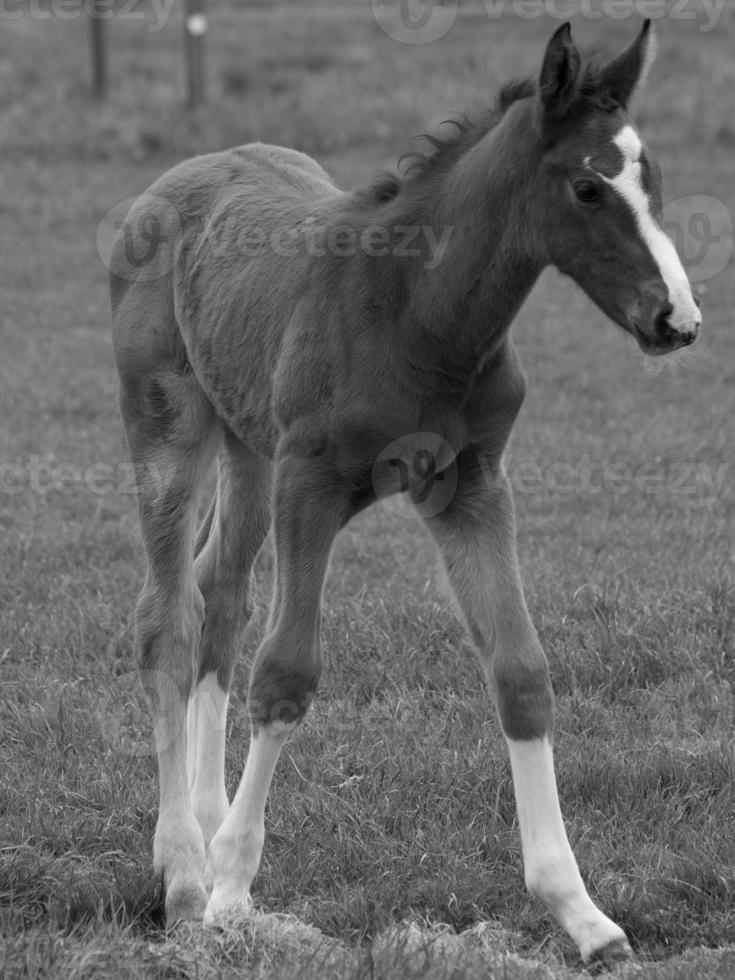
{"left": 425, "top": 454, "right": 632, "bottom": 965}
{"left": 203, "top": 450, "right": 352, "bottom": 923}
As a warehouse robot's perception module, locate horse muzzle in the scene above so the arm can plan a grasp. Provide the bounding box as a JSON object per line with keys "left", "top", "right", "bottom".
{"left": 632, "top": 293, "right": 701, "bottom": 357}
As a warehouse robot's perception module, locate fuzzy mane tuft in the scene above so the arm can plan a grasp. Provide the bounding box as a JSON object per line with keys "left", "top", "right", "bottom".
{"left": 392, "top": 54, "right": 623, "bottom": 189}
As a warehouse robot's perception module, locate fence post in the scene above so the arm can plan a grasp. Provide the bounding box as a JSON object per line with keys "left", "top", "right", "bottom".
{"left": 184, "top": 0, "right": 207, "bottom": 110}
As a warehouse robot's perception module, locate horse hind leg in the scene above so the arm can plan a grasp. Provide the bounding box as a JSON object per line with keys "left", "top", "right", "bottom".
{"left": 187, "top": 433, "right": 272, "bottom": 865}
{"left": 119, "top": 353, "right": 218, "bottom": 927}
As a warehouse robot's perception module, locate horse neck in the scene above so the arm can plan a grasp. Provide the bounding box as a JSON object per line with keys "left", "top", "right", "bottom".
{"left": 396, "top": 101, "right": 543, "bottom": 361}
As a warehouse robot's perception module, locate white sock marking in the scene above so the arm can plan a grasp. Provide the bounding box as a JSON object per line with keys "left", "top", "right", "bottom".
{"left": 187, "top": 673, "right": 230, "bottom": 847}
{"left": 204, "top": 724, "right": 295, "bottom": 922}
{"left": 507, "top": 738, "right": 629, "bottom": 962}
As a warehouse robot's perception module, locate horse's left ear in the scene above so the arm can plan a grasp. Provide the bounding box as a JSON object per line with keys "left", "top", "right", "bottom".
{"left": 537, "top": 22, "right": 582, "bottom": 122}
{"left": 599, "top": 20, "right": 657, "bottom": 109}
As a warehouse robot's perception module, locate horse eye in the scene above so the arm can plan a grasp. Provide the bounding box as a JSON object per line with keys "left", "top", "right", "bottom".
{"left": 574, "top": 181, "right": 603, "bottom": 204}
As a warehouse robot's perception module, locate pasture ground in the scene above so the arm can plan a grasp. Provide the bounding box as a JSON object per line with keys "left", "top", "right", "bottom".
{"left": 1, "top": 2, "right": 734, "bottom": 977}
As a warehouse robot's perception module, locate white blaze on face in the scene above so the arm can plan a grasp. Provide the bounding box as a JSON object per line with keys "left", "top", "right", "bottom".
{"left": 601, "top": 125, "right": 701, "bottom": 335}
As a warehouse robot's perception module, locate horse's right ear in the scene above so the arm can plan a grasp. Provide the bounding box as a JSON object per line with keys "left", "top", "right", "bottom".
{"left": 535, "top": 22, "right": 581, "bottom": 125}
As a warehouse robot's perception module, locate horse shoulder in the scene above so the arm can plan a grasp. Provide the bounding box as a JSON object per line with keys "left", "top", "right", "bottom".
{"left": 464, "top": 339, "right": 528, "bottom": 450}
{"left": 272, "top": 295, "right": 421, "bottom": 475}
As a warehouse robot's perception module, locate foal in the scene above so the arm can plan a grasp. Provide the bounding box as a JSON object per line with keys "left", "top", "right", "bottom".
{"left": 110, "top": 21, "right": 700, "bottom": 965}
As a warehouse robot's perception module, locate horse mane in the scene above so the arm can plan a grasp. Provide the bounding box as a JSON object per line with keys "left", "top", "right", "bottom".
{"left": 396, "top": 78, "right": 536, "bottom": 184}
{"left": 385, "top": 55, "right": 618, "bottom": 193}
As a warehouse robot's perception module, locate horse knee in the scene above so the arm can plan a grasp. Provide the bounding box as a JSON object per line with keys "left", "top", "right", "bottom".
{"left": 135, "top": 584, "right": 204, "bottom": 701}
{"left": 196, "top": 573, "right": 256, "bottom": 687}
{"left": 493, "top": 651, "right": 555, "bottom": 740}
{"left": 247, "top": 635, "right": 320, "bottom": 730}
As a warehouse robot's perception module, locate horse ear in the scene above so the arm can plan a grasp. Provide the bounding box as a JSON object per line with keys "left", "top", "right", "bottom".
{"left": 536, "top": 22, "right": 581, "bottom": 121}
{"left": 599, "top": 20, "right": 656, "bottom": 109}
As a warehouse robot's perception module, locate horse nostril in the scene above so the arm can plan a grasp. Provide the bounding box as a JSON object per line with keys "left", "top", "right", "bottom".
{"left": 654, "top": 301, "right": 675, "bottom": 337}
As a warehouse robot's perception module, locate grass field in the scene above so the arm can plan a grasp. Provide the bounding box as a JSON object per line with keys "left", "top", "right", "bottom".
{"left": 1, "top": 1, "right": 734, "bottom": 977}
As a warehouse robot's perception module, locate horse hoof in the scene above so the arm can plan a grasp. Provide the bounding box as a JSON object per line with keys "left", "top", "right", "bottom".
{"left": 587, "top": 937, "right": 634, "bottom": 970}
{"left": 165, "top": 880, "right": 208, "bottom": 927}
{"left": 203, "top": 890, "right": 252, "bottom": 928}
